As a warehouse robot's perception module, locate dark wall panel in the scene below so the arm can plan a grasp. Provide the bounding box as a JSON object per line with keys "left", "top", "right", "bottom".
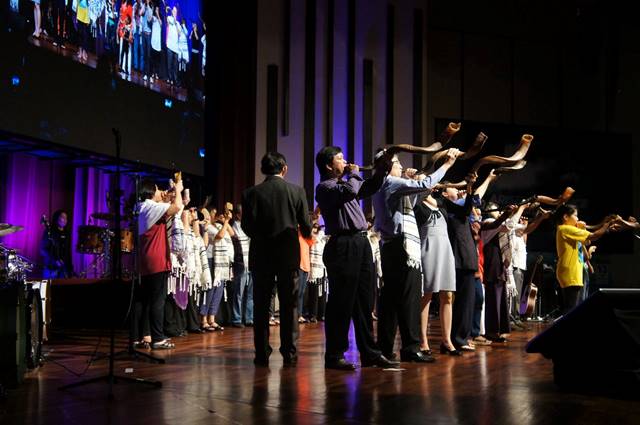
{"left": 267, "top": 64, "right": 279, "bottom": 153}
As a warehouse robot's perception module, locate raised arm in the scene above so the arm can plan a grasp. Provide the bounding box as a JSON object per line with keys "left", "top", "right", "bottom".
{"left": 166, "top": 179, "right": 184, "bottom": 216}
{"left": 523, "top": 209, "right": 552, "bottom": 235}
{"left": 473, "top": 169, "right": 497, "bottom": 200}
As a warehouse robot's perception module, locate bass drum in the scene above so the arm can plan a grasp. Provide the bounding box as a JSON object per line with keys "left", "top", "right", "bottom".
{"left": 0, "top": 246, "right": 8, "bottom": 285}
{"left": 119, "top": 229, "right": 134, "bottom": 253}
{"left": 25, "top": 283, "right": 43, "bottom": 369}
{"left": 77, "top": 225, "right": 105, "bottom": 254}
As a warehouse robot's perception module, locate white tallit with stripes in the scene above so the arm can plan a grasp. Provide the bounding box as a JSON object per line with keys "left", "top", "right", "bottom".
{"left": 166, "top": 210, "right": 186, "bottom": 295}
{"left": 210, "top": 222, "right": 234, "bottom": 287}
{"left": 309, "top": 230, "right": 328, "bottom": 281}
{"left": 401, "top": 195, "right": 422, "bottom": 270}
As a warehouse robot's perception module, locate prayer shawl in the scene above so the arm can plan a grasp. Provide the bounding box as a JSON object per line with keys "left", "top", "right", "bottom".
{"left": 498, "top": 218, "right": 518, "bottom": 299}
{"left": 210, "top": 223, "right": 234, "bottom": 286}
{"left": 368, "top": 229, "right": 383, "bottom": 287}
{"left": 166, "top": 211, "right": 187, "bottom": 302}
{"left": 401, "top": 196, "right": 422, "bottom": 270}
{"left": 309, "top": 230, "right": 328, "bottom": 281}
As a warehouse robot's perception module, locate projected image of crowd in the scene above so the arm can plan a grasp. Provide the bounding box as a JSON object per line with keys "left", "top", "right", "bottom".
{"left": 20, "top": 0, "right": 205, "bottom": 102}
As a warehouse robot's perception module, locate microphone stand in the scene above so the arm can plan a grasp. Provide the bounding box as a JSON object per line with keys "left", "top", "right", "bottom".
{"left": 59, "top": 129, "right": 162, "bottom": 397}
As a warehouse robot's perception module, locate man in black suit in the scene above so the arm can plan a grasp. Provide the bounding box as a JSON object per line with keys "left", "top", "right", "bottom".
{"left": 242, "top": 152, "right": 312, "bottom": 366}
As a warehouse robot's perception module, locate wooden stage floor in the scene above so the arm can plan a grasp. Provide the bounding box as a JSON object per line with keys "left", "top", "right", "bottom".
{"left": 2, "top": 320, "right": 639, "bottom": 425}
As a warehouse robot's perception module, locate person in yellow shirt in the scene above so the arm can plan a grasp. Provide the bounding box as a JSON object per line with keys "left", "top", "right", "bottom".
{"left": 76, "top": 0, "right": 90, "bottom": 62}
{"left": 554, "top": 204, "right": 614, "bottom": 313}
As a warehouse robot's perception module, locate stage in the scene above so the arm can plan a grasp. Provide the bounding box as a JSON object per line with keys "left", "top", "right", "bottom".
{"left": 2, "top": 321, "right": 639, "bottom": 425}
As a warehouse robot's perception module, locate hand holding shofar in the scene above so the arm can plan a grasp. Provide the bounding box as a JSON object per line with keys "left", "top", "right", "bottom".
{"left": 434, "top": 134, "right": 533, "bottom": 189}
{"left": 483, "top": 187, "right": 575, "bottom": 214}
{"left": 418, "top": 131, "right": 488, "bottom": 175}
{"left": 586, "top": 215, "right": 640, "bottom": 232}
{"left": 517, "top": 187, "right": 576, "bottom": 208}
{"left": 359, "top": 122, "right": 461, "bottom": 170}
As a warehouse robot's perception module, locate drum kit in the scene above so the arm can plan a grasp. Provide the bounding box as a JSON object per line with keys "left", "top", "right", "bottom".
{"left": 0, "top": 223, "right": 44, "bottom": 373}
{"left": 77, "top": 211, "right": 134, "bottom": 278}
{"left": 0, "top": 224, "right": 33, "bottom": 286}
{"left": 0, "top": 211, "right": 136, "bottom": 375}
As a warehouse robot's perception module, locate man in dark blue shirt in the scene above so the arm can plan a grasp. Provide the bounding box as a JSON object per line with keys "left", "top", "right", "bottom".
{"left": 315, "top": 146, "right": 397, "bottom": 370}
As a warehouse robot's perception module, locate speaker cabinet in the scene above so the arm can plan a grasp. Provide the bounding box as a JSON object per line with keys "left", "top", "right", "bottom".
{"left": 0, "top": 284, "right": 27, "bottom": 388}
{"left": 526, "top": 289, "right": 640, "bottom": 394}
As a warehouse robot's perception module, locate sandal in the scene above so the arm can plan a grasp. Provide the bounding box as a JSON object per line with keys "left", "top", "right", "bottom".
{"left": 211, "top": 323, "right": 224, "bottom": 331}
{"left": 201, "top": 324, "right": 215, "bottom": 332}
{"left": 152, "top": 339, "right": 175, "bottom": 350}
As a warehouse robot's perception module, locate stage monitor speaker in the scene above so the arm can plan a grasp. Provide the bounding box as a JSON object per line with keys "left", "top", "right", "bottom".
{"left": 0, "top": 283, "right": 28, "bottom": 388}
{"left": 526, "top": 289, "right": 640, "bottom": 394}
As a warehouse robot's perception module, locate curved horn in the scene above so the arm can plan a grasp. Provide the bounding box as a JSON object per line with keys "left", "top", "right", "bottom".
{"left": 419, "top": 132, "right": 488, "bottom": 174}
{"left": 386, "top": 122, "right": 461, "bottom": 156}
{"left": 469, "top": 134, "right": 533, "bottom": 174}
{"left": 493, "top": 160, "right": 527, "bottom": 175}
{"left": 533, "top": 187, "right": 575, "bottom": 206}
{"left": 359, "top": 123, "right": 461, "bottom": 170}
{"left": 434, "top": 180, "right": 468, "bottom": 190}
{"left": 458, "top": 132, "right": 488, "bottom": 160}
{"left": 584, "top": 214, "right": 640, "bottom": 232}
{"left": 584, "top": 214, "right": 620, "bottom": 231}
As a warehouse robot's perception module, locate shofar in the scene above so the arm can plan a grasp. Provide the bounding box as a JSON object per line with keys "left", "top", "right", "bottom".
{"left": 359, "top": 122, "right": 461, "bottom": 170}
{"left": 418, "top": 131, "right": 488, "bottom": 175}
{"left": 434, "top": 134, "right": 533, "bottom": 189}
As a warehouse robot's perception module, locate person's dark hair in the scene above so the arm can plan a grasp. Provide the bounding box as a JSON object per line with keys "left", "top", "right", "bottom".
{"left": 316, "top": 146, "right": 342, "bottom": 178}
{"left": 261, "top": 152, "right": 287, "bottom": 175}
{"left": 140, "top": 179, "right": 157, "bottom": 201}
{"left": 51, "top": 209, "right": 69, "bottom": 233}
{"left": 553, "top": 204, "right": 577, "bottom": 226}
{"left": 484, "top": 201, "right": 499, "bottom": 212}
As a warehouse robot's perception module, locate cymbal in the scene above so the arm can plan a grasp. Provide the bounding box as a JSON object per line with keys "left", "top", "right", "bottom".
{"left": 0, "top": 224, "right": 24, "bottom": 237}
{"left": 91, "top": 212, "right": 130, "bottom": 221}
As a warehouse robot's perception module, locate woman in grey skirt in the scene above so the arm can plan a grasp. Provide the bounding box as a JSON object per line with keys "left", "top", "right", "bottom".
{"left": 414, "top": 194, "right": 461, "bottom": 356}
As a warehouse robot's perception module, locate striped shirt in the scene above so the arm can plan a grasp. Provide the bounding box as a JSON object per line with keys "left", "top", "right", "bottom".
{"left": 232, "top": 221, "right": 250, "bottom": 273}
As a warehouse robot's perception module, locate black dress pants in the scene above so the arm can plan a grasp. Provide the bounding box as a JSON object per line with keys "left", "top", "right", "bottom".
{"left": 451, "top": 269, "right": 476, "bottom": 348}
{"left": 562, "top": 286, "right": 583, "bottom": 314}
{"left": 253, "top": 269, "right": 299, "bottom": 361}
{"left": 484, "top": 280, "right": 511, "bottom": 337}
{"left": 378, "top": 238, "right": 422, "bottom": 356}
{"left": 141, "top": 271, "right": 168, "bottom": 343}
{"left": 323, "top": 233, "right": 381, "bottom": 362}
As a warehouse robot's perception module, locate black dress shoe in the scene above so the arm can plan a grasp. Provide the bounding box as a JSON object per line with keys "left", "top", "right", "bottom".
{"left": 382, "top": 352, "right": 397, "bottom": 361}
{"left": 245, "top": 322, "right": 254, "bottom": 327}
{"left": 400, "top": 351, "right": 436, "bottom": 363}
{"left": 439, "top": 343, "right": 463, "bottom": 356}
{"left": 325, "top": 358, "right": 357, "bottom": 371}
{"left": 231, "top": 323, "right": 245, "bottom": 328}
{"left": 253, "top": 357, "right": 269, "bottom": 367}
{"left": 283, "top": 355, "right": 298, "bottom": 367}
{"left": 420, "top": 349, "right": 433, "bottom": 356}
{"left": 361, "top": 354, "right": 400, "bottom": 368}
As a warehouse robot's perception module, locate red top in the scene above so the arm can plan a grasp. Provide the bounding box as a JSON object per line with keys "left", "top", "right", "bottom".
{"left": 139, "top": 218, "right": 171, "bottom": 276}
{"left": 476, "top": 238, "right": 485, "bottom": 283}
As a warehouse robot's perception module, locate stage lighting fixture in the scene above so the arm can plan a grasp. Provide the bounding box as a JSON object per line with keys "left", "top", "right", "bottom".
{"left": 164, "top": 98, "right": 173, "bottom": 108}
{"left": 11, "top": 76, "right": 20, "bottom": 86}
{"left": 199, "top": 148, "right": 205, "bottom": 158}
